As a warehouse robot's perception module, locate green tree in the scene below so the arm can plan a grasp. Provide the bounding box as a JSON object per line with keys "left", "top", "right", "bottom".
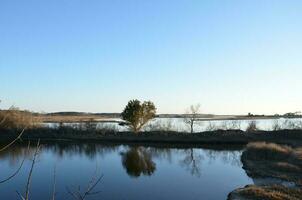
{"left": 121, "top": 99, "right": 156, "bottom": 133}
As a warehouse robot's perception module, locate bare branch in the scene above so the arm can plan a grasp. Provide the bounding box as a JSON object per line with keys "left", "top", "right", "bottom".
{"left": 0, "top": 142, "right": 30, "bottom": 184}
{"left": 16, "top": 140, "right": 41, "bottom": 200}
{"left": 16, "top": 191, "right": 25, "bottom": 200}
{"left": 66, "top": 166, "right": 103, "bottom": 200}
{"left": 0, "top": 129, "right": 25, "bottom": 152}
{"left": 25, "top": 140, "right": 40, "bottom": 200}
{"left": 51, "top": 164, "right": 57, "bottom": 200}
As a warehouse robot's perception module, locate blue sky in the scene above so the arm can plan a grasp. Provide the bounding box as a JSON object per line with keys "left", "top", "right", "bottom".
{"left": 1, "top": 0, "right": 301, "bottom": 114}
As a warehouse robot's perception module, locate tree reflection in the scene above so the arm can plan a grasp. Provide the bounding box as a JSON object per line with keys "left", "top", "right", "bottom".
{"left": 180, "top": 148, "right": 203, "bottom": 177}
{"left": 203, "top": 149, "right": 242, "bottom": 167}
{"left": 0, "top": 144, "right": 35, "bottom": 166}
{"left": 121, "top": 147, "right": 156, "bottom": 177}
{"left": 0, "top": 142, "right": 119, "bottom": 165}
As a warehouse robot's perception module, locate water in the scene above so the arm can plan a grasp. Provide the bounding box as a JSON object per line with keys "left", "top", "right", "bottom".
{"left": 44, "top": 117, "right": 302, "bottom": 132}
{"left": 0, "top": 143, "right": 252, "bottom": 200}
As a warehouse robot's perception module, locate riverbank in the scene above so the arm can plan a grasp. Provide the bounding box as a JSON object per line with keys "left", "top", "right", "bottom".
{"left": 228, "top": 142, "right": 302, "bottom": 200}
{"left": 1, "top": 128, "right": 302, "bottom": 146}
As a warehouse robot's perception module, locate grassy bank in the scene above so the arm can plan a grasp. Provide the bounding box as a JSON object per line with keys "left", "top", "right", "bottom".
{"left": 241, "top": 142, "right": 302, "bottom": 186}
{"left": 228, "top": 185, "right": 302, "bottom": 200}
{"left": 228, "top": 142, "right": 302, "bottom": 200}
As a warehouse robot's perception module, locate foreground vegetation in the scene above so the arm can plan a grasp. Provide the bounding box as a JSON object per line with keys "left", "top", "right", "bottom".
{"left": 228, "top": 142, "right": 302, "bottom": 200}
{"left": 228, "top": 185, "right": 302, "bottom": 200}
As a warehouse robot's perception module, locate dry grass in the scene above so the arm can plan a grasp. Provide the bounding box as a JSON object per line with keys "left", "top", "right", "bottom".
{"left": 230, "top": 185, "right": 302, "bottom": 200}
{"left": 0, "top": 109, "right": 39, "bottom": 129}
{"left": 245, "top": 142, "right": 292, "bottom": 161}
{"left": 242, "top": 142, "right": 302, "bottom": 186}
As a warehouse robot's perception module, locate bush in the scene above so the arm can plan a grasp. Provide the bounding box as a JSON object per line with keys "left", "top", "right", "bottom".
{"left": 143, "top": 119, "right": 173, "bottom": 132}
{"left": 121, "top": 99, "right": 156, "bottom": 133}
{"left": 246, "top": 120, "right": 258, "bottom": 132}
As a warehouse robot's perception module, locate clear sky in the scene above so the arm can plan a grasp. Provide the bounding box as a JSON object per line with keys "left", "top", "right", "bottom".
{"left": 1, "top": 0, "right": 301, "bottom": 115}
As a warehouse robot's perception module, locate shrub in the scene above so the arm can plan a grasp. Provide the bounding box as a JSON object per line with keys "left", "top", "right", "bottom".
{"left": 272, "top": 119, "right": 281, "bottom": 131}
{"left": 121, "top": 99, "right": 156, "bottom": 133}
{"left": 246, "top": 120, "right": 258, "bottom": 132}
{"left": 143, "top": 119, "right": 173, "bottom": 132}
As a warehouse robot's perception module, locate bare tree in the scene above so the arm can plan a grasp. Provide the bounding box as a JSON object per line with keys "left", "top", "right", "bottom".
{"left": 184, "top": 104, "right": 201, "bottom": 133}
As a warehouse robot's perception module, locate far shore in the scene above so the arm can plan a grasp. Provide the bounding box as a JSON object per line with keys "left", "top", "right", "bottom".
{"left": 36, "top": 113, "right": 302, "bottom": 123}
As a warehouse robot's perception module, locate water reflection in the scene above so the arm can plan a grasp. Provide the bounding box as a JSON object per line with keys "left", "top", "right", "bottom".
{"left": 120, "top": 147, "right": 156, "bottom": 177}
{"left": 0, "top": 142, "right": 243, "bottom": 178}
{"left": 203, "top": 149, "right": 242, "bottom": 167}
{"left": 0, "top": 142, "right": 252, "bottom": 200}
{"left": 180, "top": 149, "right": 204, "bottom": 177}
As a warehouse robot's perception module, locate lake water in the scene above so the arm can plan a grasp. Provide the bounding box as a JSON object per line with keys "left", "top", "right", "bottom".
{"left": 45, "top": 117, "right": 302, "bottom": 132}
{"left": 0, "top": 143, "right": 252, "bottom": 200}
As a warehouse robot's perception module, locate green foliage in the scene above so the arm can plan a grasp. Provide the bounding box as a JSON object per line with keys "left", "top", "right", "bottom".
{"left": 121, "top": 99, "right": 156, "bottom": 132}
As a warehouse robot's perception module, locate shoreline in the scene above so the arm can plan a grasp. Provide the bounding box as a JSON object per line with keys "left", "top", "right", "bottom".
{"left": 1, "top": 128, "right": 302, "bottom": 146}
{"left": 228, "top": 142, "right": 302, "bottom": 200}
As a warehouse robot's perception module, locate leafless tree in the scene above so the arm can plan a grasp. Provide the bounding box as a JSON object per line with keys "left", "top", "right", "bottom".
{"left": 184, "top": 104, "right": 201, "bottom": 133}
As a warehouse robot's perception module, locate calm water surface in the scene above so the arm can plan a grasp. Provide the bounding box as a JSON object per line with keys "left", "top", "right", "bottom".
{"left": 45, "top": 117, "right": 302, "bottom": 132}
{"left": 0, "top": 143, "right": 252, "bottom": 200}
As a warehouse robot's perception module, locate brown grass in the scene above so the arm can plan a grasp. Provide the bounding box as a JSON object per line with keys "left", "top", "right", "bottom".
{"left": 231, "top": 185, "right": 302, "bottom": 200}
{"left": 242, "top": 142, "right": 302, "bottom": 186}
{"left": 0, "top": 109, "right": 39, "bottom": 129}
{"left": 245, "top": 142, "right": 292, "bottom": 161}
